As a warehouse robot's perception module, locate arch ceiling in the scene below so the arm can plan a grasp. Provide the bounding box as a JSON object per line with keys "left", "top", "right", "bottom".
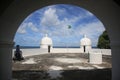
{"left": 0, "top": 0, "right": 120, "bottom": 80}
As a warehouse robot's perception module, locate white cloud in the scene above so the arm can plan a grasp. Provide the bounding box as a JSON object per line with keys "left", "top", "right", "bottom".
{"left": 39, "top": 7, "right": 97, "bottom": 37}
{"left": 28, "top": 22, "right": 39, "bottom": 32}
{"left": 17, "top": 22, "right": 39, "bottom": 33}
{"left": 77, "top": 21, "right": 105, "bottom": 36}
{"left": 17, "top": 23, "right": 27, "bottom": 33}
{"left": 41, "top": 8, "right": 60, "bottom": 27}
{"left": 40, "top": 8, "right": 82, "bottom": 36}
{"left": 75, "top": 21, "right": 105, "bottom": 46}
{"left": 16, "top": 5, "right": 105, "bottom": 47}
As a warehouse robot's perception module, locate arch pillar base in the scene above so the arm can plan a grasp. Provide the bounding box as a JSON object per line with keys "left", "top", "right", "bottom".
{"left": 111, "top": 44, "right": 120, "bottom": 80}
{"left": 0, "top": 41, "right": 14, "bottom": 80}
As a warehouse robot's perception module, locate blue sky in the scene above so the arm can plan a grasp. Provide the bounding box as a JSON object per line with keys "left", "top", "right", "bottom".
{"left": 14, "top": 4, "right": 105, "bottom": 47}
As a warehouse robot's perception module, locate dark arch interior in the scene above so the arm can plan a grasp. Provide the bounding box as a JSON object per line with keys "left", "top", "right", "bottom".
{"left": 0, "top": 0, "right": 120, "bottom": 80}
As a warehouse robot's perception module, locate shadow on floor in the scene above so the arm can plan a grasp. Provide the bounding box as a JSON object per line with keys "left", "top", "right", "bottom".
{"left": 13, "top": 68, "right": 111, "bottom": 80}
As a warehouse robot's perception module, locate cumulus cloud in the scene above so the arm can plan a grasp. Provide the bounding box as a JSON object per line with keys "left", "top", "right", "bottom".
{"left": 40, "top": 8, "right": 84, "bottom": 36}
{"left": 41, "top": 8, "right": 60, "bottom": 27}
{"left": 75, "top": 21, "right": 105, "bottom": 46}
{"left": 17, "top": 22, "right": 39, "bottom": 33}
{"left": 17, "top": 23, "right": 27, "bottom": 33}
{"left": 77, "top": 21, "right": 104, "bottom": 35}
{"left": 16, "top": 5, "right": 105, "bottom": 46}
{"left": 28, "top": 22, "right": 39, "bottom": 32}
{"left": 40, "top": 7, "right": 97, "bottom": 35}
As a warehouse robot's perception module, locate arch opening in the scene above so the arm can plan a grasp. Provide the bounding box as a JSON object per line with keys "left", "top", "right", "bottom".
{"left": 12, "top": 4, "right": 111, "bottom": 79}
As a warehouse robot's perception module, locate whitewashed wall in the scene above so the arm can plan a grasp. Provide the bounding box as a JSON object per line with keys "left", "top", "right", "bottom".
{"left": 89, "top": 49, "right": 111, "bottom": 55}
{"left": 51, "top": 48, "right": 83, "bottom": 53}
{"left": 12, "top": 48, "right": 111, "bottom": 57}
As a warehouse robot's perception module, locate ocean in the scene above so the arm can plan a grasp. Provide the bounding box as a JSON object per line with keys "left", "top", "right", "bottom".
{"left": 13, "top": 46, "right": 98, "bottom": 49}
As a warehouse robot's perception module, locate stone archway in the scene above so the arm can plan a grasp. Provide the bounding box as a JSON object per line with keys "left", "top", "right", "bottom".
{"left": 0, "top": 0, "right": 120, "bottom": 80}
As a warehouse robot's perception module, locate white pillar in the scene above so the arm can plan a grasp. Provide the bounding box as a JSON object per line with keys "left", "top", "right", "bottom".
{"left": 0, "top": 41, "right": 14, "bottom": 80}
{"left": 89, "top": 52, "right": 102, "bottom": 64}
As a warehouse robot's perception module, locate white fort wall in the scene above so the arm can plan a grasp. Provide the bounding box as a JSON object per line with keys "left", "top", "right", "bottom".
{"left": 89, "top": 49, "right": 111, "bottom": 55}
{"left": 50, "top": 48, "right": 83, "bottom": 53}
{"left": 51, "top": 48, "right": 111, "bottom": 55}
{"left": 12, "top": 48, "right": 111, "bottom": 57}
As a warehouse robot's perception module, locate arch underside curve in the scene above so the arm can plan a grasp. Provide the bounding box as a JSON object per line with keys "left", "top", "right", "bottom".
{"left": 0, "top": 0, "right": 120, "bottom": 80}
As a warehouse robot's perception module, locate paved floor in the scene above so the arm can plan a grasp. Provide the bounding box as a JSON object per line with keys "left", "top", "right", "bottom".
{"left": 12, "top": 53, "right": 112, "bottom": 80}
